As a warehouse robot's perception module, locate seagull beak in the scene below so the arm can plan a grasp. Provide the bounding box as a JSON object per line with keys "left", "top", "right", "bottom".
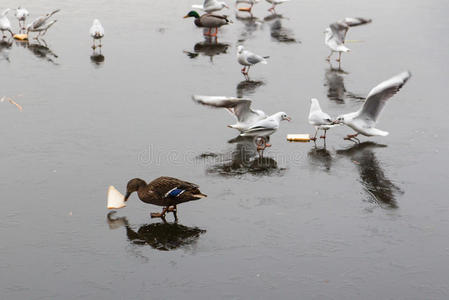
{"left": 286, "top": 116, "right": 292, "bottom": 121}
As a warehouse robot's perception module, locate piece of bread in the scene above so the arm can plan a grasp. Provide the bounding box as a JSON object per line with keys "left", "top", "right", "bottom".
{"left": 287, "top": 134, "right": 310, "bottom": 142}
{"left": 107, "top": 185, "right": 126, "bottom": 209}
{"left": 13, "top": 34, "right": 28, "bottom": 40}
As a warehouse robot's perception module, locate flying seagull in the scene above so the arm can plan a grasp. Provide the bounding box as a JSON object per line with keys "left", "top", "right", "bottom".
{"left": 26, "top": 9, "right": 60, "bottom": 38}
{"left": 324, "top": 17, "right": 371, "bottom": 62}
{"left": 335, "top": 71, "right": 411, "bottom": 142}
{"left": 192, "top": 95, "right": 267, "bottom": 131}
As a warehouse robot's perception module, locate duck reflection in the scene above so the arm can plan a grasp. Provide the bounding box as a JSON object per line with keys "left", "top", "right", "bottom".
{"left": 263, "top": 15, "right": 297, "bottom": 43}
{"left": 107, "top": 211, "right": 206, "bottom": 251}
{"left": 337, "top": 142, "right": 403, "bottom": 209}
{"left": 22, "top": 38, "right": 58, "bottom": 65}
{"left": 0, "top": 39, "right": 12, "bottom": 62}
{"left": 184, "top": 37, "right": 229, "bottom": 62}
{"left": 202, "top": 135, "right": 281, "bottom": 176}
{"left": 307, "top": 145, "right": 333, "bottom": 172}
{"left": 324, "top": 65, "right": 364, "bottom": 102}
{"left": 236, "top": 79, "right": 264, "bottom": 97}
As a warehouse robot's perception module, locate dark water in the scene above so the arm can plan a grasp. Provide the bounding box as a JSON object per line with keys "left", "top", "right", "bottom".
{"left": 1, "top": 0, "right": 449, "bottom": 299}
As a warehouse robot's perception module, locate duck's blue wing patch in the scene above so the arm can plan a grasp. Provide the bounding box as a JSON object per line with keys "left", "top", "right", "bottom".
{"left": 165, "top": 187, "right": 185, "bottom": 198}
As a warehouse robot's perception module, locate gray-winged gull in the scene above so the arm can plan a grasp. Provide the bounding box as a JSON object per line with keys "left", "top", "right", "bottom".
{"left": 237, "top": 45, "right": 269, "bottom": 79}
{"left": 308, "top": 98, "right": 337, "bottom": 141}
{"left": 335, "top": 71, "right": 411, "bottom": 142}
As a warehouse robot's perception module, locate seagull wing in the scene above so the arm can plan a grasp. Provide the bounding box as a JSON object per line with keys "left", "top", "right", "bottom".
{"left": 341, "top": 17, "right": 372, "bottom": 27}
{"left": 203, "top": 0, "right": 218, "bottom": 9}
{"left": 246, "top": 52, "right": 266, "bottom": 64}
{"left": 329, "top": 21, "right": 349, "bottom": 44}
{"left": 357, "top": 71, "right": 411, "bottom": 122}
{"left": 192, "top": 95, "right": 261, "bottom": 123}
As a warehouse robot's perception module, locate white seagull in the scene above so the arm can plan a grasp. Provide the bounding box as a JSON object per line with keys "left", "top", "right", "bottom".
{"left": 26, "top": 9, "right": 60, "bottom": 38}
{"left": 335, "top": 71, "right": 411, "bottom": 142}
{"left": 324, "top": 17, "right": 371, "bottom": 62}
{"left": 192, "top": 95, "right": 267, "bottom": 131}
{"left": 192, "top": 95, "right": 289, "bottom": 155}
{"left": 237, "top": 45, "right": 269, "bottom": 79}
{"left": 240, "top": 111, "right": 291, "bottom": 155}
{"left": 90, "top": 19, "right": 104, "bottom": 50}
{"left": 15, "top": 6, "right": 29, "bottom": 32}
{"left": 192, "top": 0, "right": 229, "bottom": 13}
{"left": 308, "top": 98, "right": 337, "bottom": 141}
{"left": 0, "top": 9, "right": 13, "bottom": 38}
{"left": 265, "top": 0, "right": 290, "bottom": 14}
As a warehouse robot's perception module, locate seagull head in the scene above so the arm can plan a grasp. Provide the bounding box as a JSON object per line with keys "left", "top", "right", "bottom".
{"left": 334, "top": 115, "right": 345, "bottom": 124}
{"left": 280, "top": 112, "right": 291, "bottom": 122}
{"left": 237, "top": 45, "right": 244, "bottom": 54}
{"left": 221, "top": 2, "right": 230, "bottom": 9}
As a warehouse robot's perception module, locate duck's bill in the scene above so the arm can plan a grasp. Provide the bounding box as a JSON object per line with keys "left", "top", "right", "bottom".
{"left": 183, "top": 15, "right": 190, "bottom": 18}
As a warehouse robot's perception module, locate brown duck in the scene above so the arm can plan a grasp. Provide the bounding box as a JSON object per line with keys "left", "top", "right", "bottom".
{"left": 124, "top": 177, "right": 207, "bottom": 220}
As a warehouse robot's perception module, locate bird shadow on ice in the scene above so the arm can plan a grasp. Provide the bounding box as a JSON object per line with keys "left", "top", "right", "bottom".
{"left": 336, "top": 142, "right": 403, "bottom": 210}
{"left": 198, "top": 135, "right": 284, "bottom": 177}
{"left": 107, "top": 211, "right": 206, "bottom": 252}
{"left": 183, "top": 37, "right": 230, "bottom": 63}
{"left": 236, "top": 79, "right": 264, "bottom": 97}
{"left": 324, "top": 64, "right": 364, "bottom": 103}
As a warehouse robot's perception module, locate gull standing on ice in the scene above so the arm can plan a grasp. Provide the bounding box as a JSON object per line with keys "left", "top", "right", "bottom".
{"left": 335, "top": 71, "right": 411, "bottom": 142}
{"left": 90, "top": 19, "right": 104, "bottom": 50}
{"left": 0, "top": 9, "right": 13, "bottom": 38}
{"left": 308, "top": 98, "right": 337, "bottom": 141}
{"left": 192, "top": 0, "right": 229, "bottom": 13}
{"left": 265, "top": 0, "right": 289, "bottom": 14}
{"left": 236, "top": 0, "right": 260, "bottom": 14}
{"left": 237, "top": 45, "right": 269, "bottom": 79}
{"left": 324, "top": 17, "right": 371, "bottom": 62}
{"left": 26, "top": 9, "right": 60, "bottom": 39}
{"left": 15, "top": 6, "right": 29, "bottom": 32}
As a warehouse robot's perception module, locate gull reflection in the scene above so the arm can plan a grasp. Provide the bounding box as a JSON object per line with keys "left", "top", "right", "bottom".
{"left": 263, "top": 15, "right": 297, "bottom": 43}
{"left": 90, "top": 52, "right": 105, "bottom": 67}
{"left": 337, "top": 142, "right": 403, "bottom": 209}
{"left": 184, "top": 37, "right": 229, "bottom": 62}
{"left": 324, "top": 65, "right": 364, "bottom": 103}
{"left": 236, "top": 15, "right": 262, "bottom": 42}
{"left": 201, "top": 135, "right": 281, "bottom": 176}
{"left": 236, "top": 79, "right": 264, "bottom": 97}
{"left": 0, "top": 39, "right": 12, "bottom": 62}
{"left": 107, "top": 211, "right": 206, "bottom": 251}
{"left": 307, "top": 145, "right": 333, "bottom": 172}
{"left": 24, "top": 38, "right": 58, "bottom": 65}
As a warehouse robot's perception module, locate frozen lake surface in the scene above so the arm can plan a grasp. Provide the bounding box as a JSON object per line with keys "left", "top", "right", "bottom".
{"left": 1, "top": 0, "right": 449, "bottom": 299}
